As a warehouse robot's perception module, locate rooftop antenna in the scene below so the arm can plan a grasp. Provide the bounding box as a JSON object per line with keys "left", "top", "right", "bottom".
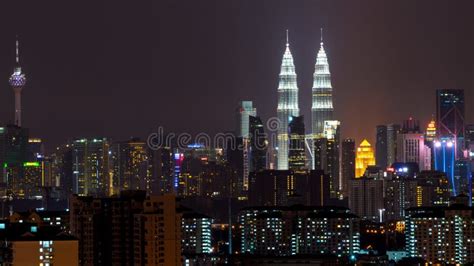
{"left": 286, "top": 29, "right": 289, "bottom": 47}
{"left": 15, "top": 36, "right": 19, "bottom": 64}
{"left": 320, "top": 28, "right": 324, "bottom": 44}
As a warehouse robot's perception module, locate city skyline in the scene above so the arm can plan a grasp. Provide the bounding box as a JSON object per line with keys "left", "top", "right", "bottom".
{"left": 0, "top": 1, "right": 474, "bottom": 264}
{"left": 0, "top": 1, "right": 473, "bottom": 151}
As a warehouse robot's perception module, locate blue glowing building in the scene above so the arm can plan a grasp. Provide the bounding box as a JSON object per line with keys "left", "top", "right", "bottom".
{"left": 433, "top": 139, "right": 456, "bottom": 195}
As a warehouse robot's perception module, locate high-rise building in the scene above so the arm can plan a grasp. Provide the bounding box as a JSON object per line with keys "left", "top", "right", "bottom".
{"left": 249, "top": 115, "right": 267, "bottom": 173}
{"left": 396, "top": 132, "right": 431, "bottom": 171}
{"left": 436, "top": 89, "right": 465, "bottom": 157}
{"left": 248, "top": 170, "right": 295, "bottom": 206}
{"left": 110, "top": 138, "right": 150, "bottom": 195}
{"left": 239, "top": 205, "right": 359, "bottom": 256}
{"left": 288, "top": 116, "right": 306, "bottom": 172}
{"left": 294, "top": 170, "right": 331, "bottom": 206}
{"left": 70, "top": 191, "right": 183, "bottom": 266}
{"left": 236, "top": 101, "right": 258, "bottom": 191}
{"left": 133, "top": 194, "right": 182, "bottom": 266}
{"left": 0, "top": 125, "right": 29, "bottom": 198}
{"left": 173, "top": 150, "right": 185, "bottom": 196}
{"left": 311, "top": 29, "right": 333, "bottom": 141}
{"left": 355, "top": 140, "right": 376, "bottom": 177}
{"left": 27, "top": 138, "right": 44, "bottom": 161}
{"left": 197, "top": 161, "right": 237, "bottom": 198}
{"left": 9, "top": 38, "right": 26, "bottom": 127}
{"left": 454, "top": 159, "right": 472, "bottom": 200}
{"left": 401, "top": 117, "right": 420, "bottom": 133}
{"left": 21, "top": 161, "right": 43, "bottom": 199}
{"left": 277, "top": 31, "right": 299, "bottom": 170}
{"left": 314, "top": 121, "right": 340, "bottom": 196}
{"left": 72, "top": 138, "right": 110, "bottom": 197}
{"left": 314, "top": 138, "right": 340, "bottom": 196}
{"left": 405, "top": 196, "right": 474, "bottom": 265}
{"left": 341, "top": 138, "right": 355, "bottom": 196}
{"left": 149, "top": 146, "right": 173, "bottom": 195}
{"left": 70, "top": 190, "right": 147, "bottom": 266}
{"left": 415, "top": 171, "right": 451, "bottom": 206}
{"left": 425, "top": 119, "right": 437, "bottom": 143}
{"left": 236, "top": 101, "right": 257, "bottom": 138}
{"left": 349, "top": 177, "right": 384, "bottom": 221}
{"left": 433, "top": 139, "right": 456, "bottom": 195}
{"left": 387, "top": 124, "right": 401, "bottom": 167}
{"left": 181, "top": 212, "right": 213, "bottom": 255}
{"left": 375, "top": 125, "right": 388, "bottom": 168}
{"left": 385, "top": 176, "right": 418, "bottom": 221}
{"left": 51, "top": 143, "right": 74, "bottom": 199}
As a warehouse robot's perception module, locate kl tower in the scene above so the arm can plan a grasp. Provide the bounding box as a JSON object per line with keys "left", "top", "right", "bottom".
{"left": 9, "top": 38, "right": 26, "bottom": 127}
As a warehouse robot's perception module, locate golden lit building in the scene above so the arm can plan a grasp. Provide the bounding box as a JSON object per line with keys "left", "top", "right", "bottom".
{"left": 355, "top": 139, "right": 375, "bottom": 177}
{"left": 425, "top": 118, "right": 437, "bottom": 142}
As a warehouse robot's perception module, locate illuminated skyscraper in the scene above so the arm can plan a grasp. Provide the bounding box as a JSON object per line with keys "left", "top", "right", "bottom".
{"left": 277, "top": 31, "right": 299, "bottom": 170}
{"left": 22, "top": 161, "right": 43, "bottom": 199}
{"left": 110, "top": 138, "right": 150, "bottom": 195}
{"left": 0, "top": 125, "right": 29, "bottom": 198}
{"left": 235, "top": 101, "right": 258, "bottom": 192}
{"left": 249, "top": 115, "right": 267, "bottom": 173}
{"left": 425, "top": 119, "right": 437, "bottom": 143}
{"left": 314, "top": 121, "right": 340, "bottom": 195}
{"left": 433, "top": 139, "right": 456, "bottom": 195}
{"left": 288, "top": 116, "right": 306, "bottom": 172}
{"left": 355, "top": 139, "right": 375, "bottom": 177}
{"left": 9, "top": 38, "right": 26, "bottom": 127}
{"left": 237, "top": 101, "right": 257, "bottom": 138}
{"left": 397, "top": 119, "right": 431, "bottom": 171}
{"left": 436, "top": 89, "right": 465, "bottom": 157}
{"left": 72, "top": 138, "right": 110, "bottom": 197}
{"left": 311, "top": 28, "right": 333, "bottom": 139}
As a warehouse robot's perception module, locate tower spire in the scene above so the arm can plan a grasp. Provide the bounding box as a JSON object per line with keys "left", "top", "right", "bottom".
{"left": 15, "top": 36, "right": 19, "bottom": 64}
{"left": 286, "top": 29, "right": 289, "bottom": 47}
{"left": 320, "top": 27, "right": 323, "bottom": 44}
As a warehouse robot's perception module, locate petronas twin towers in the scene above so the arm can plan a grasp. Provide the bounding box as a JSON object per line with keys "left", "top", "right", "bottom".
{"left": 277, "top": 29, "right": 333, "bottom": 170}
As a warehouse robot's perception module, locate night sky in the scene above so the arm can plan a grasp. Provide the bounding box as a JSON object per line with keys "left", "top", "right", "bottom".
{"left": 0, "top": 0, "right": 473, "bottom": 150}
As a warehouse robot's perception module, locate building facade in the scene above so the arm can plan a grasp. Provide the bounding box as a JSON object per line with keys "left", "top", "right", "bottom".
{"left": 405, "top": 198, "right": 474, "bottom": 264}
{"left": 436, "top": 89, "right": 465, "bottom": 158}
{"left": 288, "top": 116, "right": 306, "bottom": 172}
{"left": 110, "top": 138, "right": 150, "bottom": 195}
{"left": 349, "top": 177, "right": 384, "bottom": 221}
{"left": 239, "top": 205, "right": 359, "bottom": 257}
{"left": 355, "top": 140, "right": 375, "bottom": 178}
{"left": 72, "top": 138, "right": 110, "bottom": 197}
